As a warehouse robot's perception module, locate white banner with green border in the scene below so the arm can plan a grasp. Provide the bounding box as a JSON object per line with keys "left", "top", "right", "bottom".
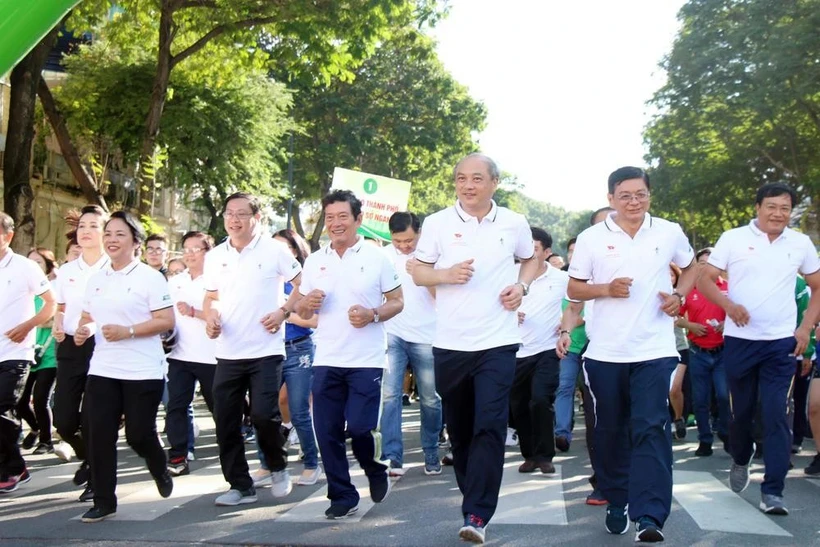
{"left": 330, "top": 167, "right": 412, "bottom": 241}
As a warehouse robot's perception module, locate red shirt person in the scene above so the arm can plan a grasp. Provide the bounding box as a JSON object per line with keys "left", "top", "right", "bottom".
{"left": 678, "top": 248, "right": 730, "bottom": 456}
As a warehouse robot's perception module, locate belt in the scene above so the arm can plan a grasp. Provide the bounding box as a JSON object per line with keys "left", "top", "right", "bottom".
{"left": 285, "top": 334, "right": 312, "bottom": 346}
{"left": 692, "top": 344, "right": 723, "bottom": 354}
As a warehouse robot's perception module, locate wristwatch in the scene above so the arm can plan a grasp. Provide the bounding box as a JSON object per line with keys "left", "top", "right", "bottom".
{"left": 280, "top": 306, "right": 291, "bottom": 320}
{"left": 516, "top": 281, "right": 530, "bottom": 296}
{"left": 372, "top": 309, "right": 380, "bottom": 324}
{"left": 129, "top": 326, "right": 136, "bottom": 339}
{"left": 672, "top": 291, "right": 685, "bottom": 305}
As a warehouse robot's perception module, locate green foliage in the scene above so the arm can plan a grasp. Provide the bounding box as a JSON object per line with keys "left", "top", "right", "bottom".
{"left": 644, "top": 0, "right": 820, "bottom": 245}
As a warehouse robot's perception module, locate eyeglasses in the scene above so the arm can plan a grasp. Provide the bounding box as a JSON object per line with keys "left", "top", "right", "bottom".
{"left": 182, "top": 247, "right": 205, "bottom": 254}
{"left": 145, "top": 247, "right": 167, "bottom": 254}
{"left": 615, "top": 192, "right": 650, "bottom": 203}
{"left": 223, "top": 211, "right": 253, "bottom": 220}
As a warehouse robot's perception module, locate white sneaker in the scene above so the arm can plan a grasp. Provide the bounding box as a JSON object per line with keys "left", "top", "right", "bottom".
{"left": 251, "top": 468, "right": 272, "bottom": 487}
{"left": 388, "top": 462, "right": 406, "bottom": 477}
{"left": 187, "top": 451, "right": 196, "bottom": 462}
{"left": 288, "top": 427, "right": 300, "bottom": 447}
{"left": 271, "top": 469, "right": 293, "bottom": 498}
{"left": 214, "top": 488, "right": 257, "bottom": 506}
{"left": 54, "top": 442, "right": 74, "bottom": 463}
{"left": 297, "top": 466, "right": 322, "bottom": 486}
{"left": 505, "top": 428, "right": 519, "bottom": 447}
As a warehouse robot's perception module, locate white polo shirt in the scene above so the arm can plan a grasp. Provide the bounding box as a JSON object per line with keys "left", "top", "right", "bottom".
{"left": 0, "top": 251, "right": 51, "bottom": 362}
{"left": 708, "top": 221, "right": 820, "bottom": 340}
{"left": 300, "top": 237, "right": 400, "bottom": 368}
{"left": 84, "top": 260, "right": 172, "bottom": 380}
{"left": 52, "top": 253, "right": 110, "bottom": 335}
{"left": 518, "top": 264, "right": 569, "bottom": 358}
{"left": 168, "top": 271, "right": 216, "bottom": 365}
{"left": 568, "top": 213, "right": 694, "bottom": 363}
{"left": 384, "top": 245, "right": 436, "bottom": 345}
{"left": 204, "top": 233, "right": 301, "bottom": 360}
{"left": 415, "top": 200, "right": 534, "bottom": 352}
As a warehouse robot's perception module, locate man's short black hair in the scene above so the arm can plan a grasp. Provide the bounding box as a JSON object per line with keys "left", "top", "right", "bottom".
{"left": 321, "top": 189, "right": 362, "bottom": 218}
{"left": 755, "top": 182, "right": 797, "bottom": 207}
{"left": 181, "top": 231, "right": 214, "bottom": 251}
{"left": 590, "top": 206, "right": 614, "bottom": 226}
{"left": 695, "top": 247, "right": 713, "bottom": 261}
{"left": 531, "top": 227, "right": 553, "bottom": 250}
{"left": 146, "top": 234, "right": 167, "bottom": 245}
{"left": 566, "top": 236, "right": 577, "bottom": 248}
{"left": 388, "top": 212, "right": 420, "bottom": 234}
{"left": 223, "top": 192, "right": 261, "bottom": 214}
{"left": 607, "top": 166, "right": 650, "bottom": 195}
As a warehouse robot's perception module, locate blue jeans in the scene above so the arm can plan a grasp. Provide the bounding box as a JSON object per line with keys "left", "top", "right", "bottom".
{"left": 554, "top": 351, "right": 582, "bottom": 441}
{"left": 258, "top": 337, "right": 318, "bottom": 470}
{"left": 382, "top": 334, "right": 441, "bottom": 466}
{"left": 688, "top": 346, "right": 729, "bottom": 445}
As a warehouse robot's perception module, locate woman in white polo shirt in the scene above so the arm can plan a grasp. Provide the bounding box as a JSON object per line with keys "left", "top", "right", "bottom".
{"left": 74, "top": 211, "right": 175, "bottom": 523}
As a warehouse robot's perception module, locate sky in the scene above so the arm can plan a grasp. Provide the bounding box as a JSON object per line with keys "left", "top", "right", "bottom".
{"left": 432, "top": 0, "right": 686, "bottom": 212}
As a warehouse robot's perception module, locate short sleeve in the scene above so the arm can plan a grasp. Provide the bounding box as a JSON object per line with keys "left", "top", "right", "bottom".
{"left": 299, "top": 255, "right": 316, "bottom": 296}
{"left": 27, "top": 260, "right": 50, "bottom": 296}
{"left": 148, "top": 271, "right": 173, "bottom": 311}
{"left": 52, "top": 272, "right": 64, "bottom": 304}
{"left": 671, "top": 223, "right": 695, "bottom": 268}
{"left": 203, "top": 250, "right": 219, "bottom": 292}
{"left": 707, "top": 232, "right": 731, "bottom": 271}
{"left": 567, "top": 231, "right": 593, "bottom": 281}
{"left": 799, "top": 236, "right": 820, "bottom": 276}
{"left": 515, "top": 216, "right": 535, "bottom": 260}
{"left": 273, "top": 238, "right": 302, "bottom": 282}
{"left": 379, "top": 253, "right": 401, "bottom": 293}
{"left": 414, "top": 216, "right": 440, "bottom": 264}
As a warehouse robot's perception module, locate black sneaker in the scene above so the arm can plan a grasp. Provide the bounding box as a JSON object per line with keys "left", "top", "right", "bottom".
{"left": 167, "top": 456, "right": 189, "bottom": 476}
{"left": 73, "top": 461, "right": 91, "bottom": 486}
{"left": 605, "top": 505, "right": 629, "bottom": 535}
{"left": 21, "top": 431, "right": 39, "bottom": 450}
{"left": 672, "top": 419, "right": 687, "bottom": 440}
{"left": 555, "top": 436, "right": 570, "bottom": 453}
{"left": 33, "top": 442, "right": 54, "bottom": 455}
{"left": 81, "top": 506, "right": 116, "bottom": 523}
{"left": 694, "top": 442, "right": 713, "bottom": 457}
{"left": 369, "top": 473, "right": 391, "bottom": 503}
{"left": 402, "top": 394, "right": 411, "bottom": 407}
{"left": 154, "top": 471, "right": 173, "bottom": 498}
{"left": 805, "top": 454, "right": 820, "bottom": 476}
{"left": 325, "top": 503, "right": 358, "bottom": 519}
{"left": 438, "top": 431, "right": 448, "bottom": 447}
{"left": 78, "top": 485, "right": 95, "bottom": 503}
{"left": 635, "top": 516, "right": 664, "bottom": 542}
{"left": 442, "top": 452, "right": 454, "bottom": 466}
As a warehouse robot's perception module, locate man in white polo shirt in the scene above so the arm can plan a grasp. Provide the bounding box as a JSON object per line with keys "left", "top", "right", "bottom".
{"left": 0, "top": 212, "right": 56, "bottom": 493}
{"left": 566, "top": 166, "right": 697, "bottom": 543}
{"left": 297, "top": 190, "right": 404, "bottom": 520}
{"left": 381, "top": 211, "right": 441, "bottom": 477}
{"left": 166, "top": 231, "right": 217, "bottom": 476}
{"left": 697, "top": 182, "right": 820, "bottom": 516}
{"left": 510, "top": 227, "right": 568, "bottom": 475}
{"left": 412, "top": 153, "right": 537, "bottom": 545}
{"left": 203, "top": 192, "right": 303, "bottom": 507}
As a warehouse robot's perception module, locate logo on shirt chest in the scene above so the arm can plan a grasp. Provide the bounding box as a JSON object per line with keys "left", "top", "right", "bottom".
{"left": 451, "top": 233, "right": 468, "bottom": 247}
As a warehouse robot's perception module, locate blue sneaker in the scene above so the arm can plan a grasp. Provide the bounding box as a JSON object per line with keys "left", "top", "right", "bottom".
{"left": 459, "top": 513, "right": 487, "bottom": 544}
{"left": 635, "top": 516, "right": 664, "bottom": 542}
{"left": 424, "top": 454, "right": 442, "bottom": 475}
{"left": 605, "top": 505, "right": 629, "bottom": 535}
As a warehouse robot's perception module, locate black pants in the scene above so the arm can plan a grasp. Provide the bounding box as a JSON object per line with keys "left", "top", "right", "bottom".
{"left": 85, "top": 375, "right": 165, "bottom": 511}
{"left": 793, "top": 359, "right": 812, "bottom": 446}
{"left": 54, "top": 337, "right": 94, "bottom": 460}
{"left": 165, "top": 358, "right": 216, "bottom": 459}
{"left": 510, "top": 350, "right": 560, "bottom": 463}
{"left": 434, "top": 344, "right": 518, "bottom": 523}
{"left": 213, "top": 355, "right": 287, "bottom": 491}
{"left": 0, "top": 360, "right": 30, "bottom": 476}
{"left": 16, "top": 367, "right": 57, "bottom": 445}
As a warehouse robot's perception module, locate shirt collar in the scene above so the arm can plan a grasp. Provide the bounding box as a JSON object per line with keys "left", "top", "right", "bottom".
{"left": 227, "top": 232, "right": 263, "bottom": 254}
{"left": 0, "top": 249, "right": 14, "bottom": 269}
{"left": 77, "top": 253, "right": 110, "bottom": 271}
{"left": 604, "top": 212, "right": 652, "bottom": 234}
{"left": 748, "top": 219, "right": 788, "bottom": 240}
{"left": 324, "top": 236, "right": 364, "bottom": 256}
{"left": 454, "top": 200, "right": 499, "bottom": 223}
{"left": 106, "top": 259, "right": 141, "bottom": 276}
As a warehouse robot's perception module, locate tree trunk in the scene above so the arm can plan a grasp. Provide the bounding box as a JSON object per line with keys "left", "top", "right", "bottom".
{"left": 309, "top": 210, "right": 324, "bottom": 252}
{"left": 292, "top": 201, "right": 305, "bottom": 239}
{"left": 37, "top": 79, "right": 108, "bottom": 210}
{"left": 136, "top": 0, "right": 176, "bottom": 216}
{"left": 3, "top": 27, "right": 60, "bottom": 252}
{"left": 201, "top": 188, "right": 220, "bottom": 235}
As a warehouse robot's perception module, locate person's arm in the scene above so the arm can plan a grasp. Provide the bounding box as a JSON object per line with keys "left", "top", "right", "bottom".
{"left": 797, "top": 270, "right": 820, "bottom": 357}
{"left": 412, "top": 260, "right": 474, "bottom": 287}
{"left": 556, "top": 300, "right": 583, "bottom": 359}
{"left": 99, "top": 307, "right": 175, "bottom": 343}
{"left": 348, "top": 288, "right": 405, "bottom": 328}
{"left": 5, "top": 289, "right": 57, "bottom": 343}
{"left": 261, "top": 273, "right": 305, "bottom": 332}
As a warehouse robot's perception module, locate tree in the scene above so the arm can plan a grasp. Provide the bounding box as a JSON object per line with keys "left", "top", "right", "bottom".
{"left": 644, "top": 0, "right": 820, "bottom": 244}
{"left": 3, "top": 25, "right": 61, "bottom": 252}
{"left": 282, "top": 27, "right": 487, "bottom": 249}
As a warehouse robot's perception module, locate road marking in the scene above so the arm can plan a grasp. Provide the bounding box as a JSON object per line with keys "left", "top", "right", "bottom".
{"left": 277, "top": 463, "right": 412, "bottom": 523}
{"left": 0, "top": 465, "right": 80, "bottom": 501}
{"left": 493, "top": 462, "right": 567, "bottom": 525}
{"left": 672, "top": 470, "right": 791, "bottom": 537}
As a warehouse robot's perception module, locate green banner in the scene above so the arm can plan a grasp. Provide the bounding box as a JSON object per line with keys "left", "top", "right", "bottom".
{"left": 331, "top": 167, "right": 412, "bottom": 242}
{"left": 0, "top": 0, "right": 81, "bottom": 78}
